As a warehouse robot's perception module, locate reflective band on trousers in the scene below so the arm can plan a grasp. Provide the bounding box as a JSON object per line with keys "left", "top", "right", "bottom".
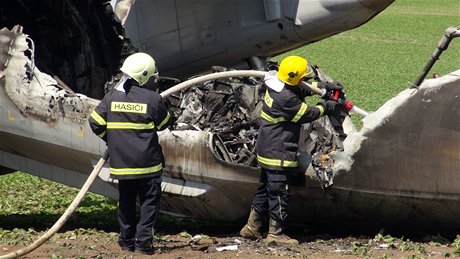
{"left": 110, "top": 163, "right": 163, "bottom": 175}
{"left": 107, "top": 121, "right": 155, "bottom": 130}
{"left": 257, "top": 154, "right": 298, "bottom": 167}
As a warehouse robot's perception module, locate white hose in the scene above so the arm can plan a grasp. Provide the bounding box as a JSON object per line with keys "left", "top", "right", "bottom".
{"left": 160, "top": 70, "right": 267, "bottom": 97}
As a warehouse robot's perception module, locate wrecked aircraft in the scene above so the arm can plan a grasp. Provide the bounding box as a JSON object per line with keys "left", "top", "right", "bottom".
{"left": 2, "top": 0, "right": 460, "bottom": 234}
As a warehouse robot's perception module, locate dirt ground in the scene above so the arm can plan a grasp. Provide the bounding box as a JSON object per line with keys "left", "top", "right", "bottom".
{"left": 0, "top": 229, "right": 456, "bottom": 259}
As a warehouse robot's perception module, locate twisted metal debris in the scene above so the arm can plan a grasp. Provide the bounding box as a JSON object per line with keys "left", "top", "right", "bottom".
{"left": 163, "top": 72, "right": 345, "bottom": 187}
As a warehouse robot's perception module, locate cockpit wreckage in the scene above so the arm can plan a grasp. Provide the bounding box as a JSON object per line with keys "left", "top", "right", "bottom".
{"left": 1, "top": 21, "right": 460, "bottom": 234}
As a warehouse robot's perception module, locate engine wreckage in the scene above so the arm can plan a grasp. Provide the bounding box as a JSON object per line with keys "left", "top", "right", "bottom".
{"left": 160, "top": 68, "right": 346, "bottom": 189}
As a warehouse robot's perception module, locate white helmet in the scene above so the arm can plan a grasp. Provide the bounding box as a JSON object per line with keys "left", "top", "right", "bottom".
{"left": 120, "top": 52, "right": 158, "bottom": 85}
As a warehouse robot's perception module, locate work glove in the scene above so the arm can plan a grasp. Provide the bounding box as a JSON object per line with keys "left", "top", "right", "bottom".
{"left": 320, "top": 81, "right": 343, "bottom": 91}
{"left": 319, "top": 100, "right": 339, "bottom": 116}
{"left": 317, "top": 81, "right": 342, "bottom": 98}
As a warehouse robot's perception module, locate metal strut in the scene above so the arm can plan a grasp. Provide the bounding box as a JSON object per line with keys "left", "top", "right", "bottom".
{"left": 412, "top": 26, "right": 460, "bottom": 88}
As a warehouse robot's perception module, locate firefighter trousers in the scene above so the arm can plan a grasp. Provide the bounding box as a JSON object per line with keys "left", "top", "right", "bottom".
{"left": 251, "top": 168, "right": 292, "bottom": 225}
{"left": 117, "top": 175, "right": 162, "bottom": 250}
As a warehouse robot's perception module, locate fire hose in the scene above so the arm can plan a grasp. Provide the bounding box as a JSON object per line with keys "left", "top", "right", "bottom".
{"left": 0, "top": 70, "right": 367, "bottom": 258}
{"left": 299, "top": 81, "right": 369, "bottom": 117}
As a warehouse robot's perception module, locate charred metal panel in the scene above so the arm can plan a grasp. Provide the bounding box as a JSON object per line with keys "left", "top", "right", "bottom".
{"left": 0, "top": 0, "right": 128, "bottom": 98}
{"left": 0, "top": 26, "right": 98, "bottom": 125}
{"left": 159, "top": 130, "right": 260, "bottom": 220}
{"left": 321, "top": 71, "right": 460, "bottom": 232}
{"left": 0, "top": 25, "right": 112, "bottom": 196}
{"left": 335, "top": 71, "right": 460, "bottom": 196}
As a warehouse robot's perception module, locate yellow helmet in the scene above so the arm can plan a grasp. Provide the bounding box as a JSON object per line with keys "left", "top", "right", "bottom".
{"left": 120, "top": 52, "right": 158, "bottom": 85}
{"left": 277, "top": 56, "right": 312, "bottom": 86}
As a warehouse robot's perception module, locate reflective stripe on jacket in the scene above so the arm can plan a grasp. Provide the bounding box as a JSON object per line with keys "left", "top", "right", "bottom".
{"left": 88, "top": 81, "right": 173, "bottom": 180}
{"left": 256, "top": 83, "right": 324, "bottom": 171}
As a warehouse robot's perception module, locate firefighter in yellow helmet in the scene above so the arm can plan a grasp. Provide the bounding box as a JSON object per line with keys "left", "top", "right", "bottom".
{"left": 89, "top": 52, "right": 173, "bottom": 255}
{"left": 240, "top": 56, "right": 340, "bottom": 245}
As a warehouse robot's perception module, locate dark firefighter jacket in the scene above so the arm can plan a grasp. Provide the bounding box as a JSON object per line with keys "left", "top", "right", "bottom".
{"left": 88, "top": 80, "right": 173, "bottom": 180}
{"left": 256, "top": 75, "right": 325, "bottom": 171}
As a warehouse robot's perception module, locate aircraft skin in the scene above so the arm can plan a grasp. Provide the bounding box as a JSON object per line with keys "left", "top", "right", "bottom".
{"left": 121, "top": 0, "right": 395, "bottom": 78}
{"left": 5, "top": 0, "right": 459, "bottom": 234}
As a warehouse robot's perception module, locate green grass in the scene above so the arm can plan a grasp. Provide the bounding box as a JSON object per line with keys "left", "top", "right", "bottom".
{"left": 0, "top": 172, "right": 119, "bottom": 230}
{"left": 278, "top": 0, "right": 460, "bottom": 114}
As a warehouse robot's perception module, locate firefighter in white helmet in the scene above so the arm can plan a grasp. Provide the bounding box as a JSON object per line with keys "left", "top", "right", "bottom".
{"left": 240, "top": 56, "right": 340, "bottom": 245}
{"left": 89, "top": 52, "right": 172, "bottom": 255}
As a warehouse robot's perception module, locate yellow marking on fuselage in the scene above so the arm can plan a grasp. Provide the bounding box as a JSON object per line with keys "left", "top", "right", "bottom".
{"left": 77, "top": 127, "right": 84, "bottom": 137}
{"left": 8, "top": 111, "right": 15, "bottom": 121}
